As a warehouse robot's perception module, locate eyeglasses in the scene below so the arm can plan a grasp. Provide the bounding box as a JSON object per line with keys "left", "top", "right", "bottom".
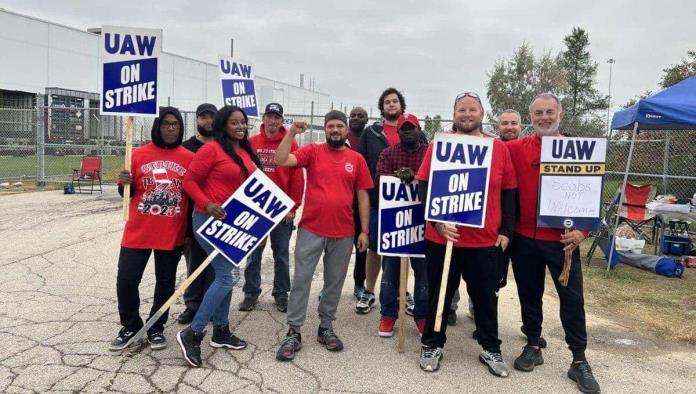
{"left": 161, "top": 121, "right": 180, "bottom": 129}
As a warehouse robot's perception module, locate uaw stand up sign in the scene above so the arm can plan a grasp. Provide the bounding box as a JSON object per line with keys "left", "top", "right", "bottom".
{"left": 538, "top": 136, "right": 607, "bottom": 285}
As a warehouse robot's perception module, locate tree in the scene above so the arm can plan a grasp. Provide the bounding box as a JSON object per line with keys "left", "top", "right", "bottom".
{"left": 660, "top": 50, "right": 696, "bottom": 88}
{"left": 621, "top": 91, "right": 652, "bottom": 109}
{"left": 559, "top": 27, "right": 608, "bottom": 120}
{"left": 423, "top": 115, "right": 443, "bottom": 141}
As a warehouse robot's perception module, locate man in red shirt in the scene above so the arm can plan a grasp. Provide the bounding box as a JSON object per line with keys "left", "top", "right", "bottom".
{"left": 274, "top": 110, "right": 373, "bottom": 361}
{"left": 240, "top": 103, "right": 304, "bottom": 313}
{"left": 506, "top": 93, "right": 600, "bottom": 394}
{"left": 416, "top": 93, "right": 517, "bottom": 377}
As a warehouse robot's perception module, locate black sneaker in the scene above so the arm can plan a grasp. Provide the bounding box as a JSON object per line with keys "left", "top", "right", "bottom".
{"left": 317, "top": 327, "right": 344, "bottom": 352}
{"left": 447, "top": 312, "right": 457, "bottom": 326}
{"left": 109, "top": 328, "right": 139, "bottom": 352}
{"left": 147, "top": 331, "right": 167, "bottom": 350}
{"left": 419, "top": 345, "right": 444, "bottom": 372}
{"left": 276, "top": 328, "right": 302, "bottom": 361}
{"left": 177, "top": 308, "right": 195, "bottom": 324}
{"left": 238, "top": 296, "right": 258, "bottom": 311}
{"left": 514, "top": 345, "right": 544, "bottom": 372}
{"left": 274, "top": 297, "right": 288, "bottom": 313}
{"left": 210, "top": 325, "right": 247, "bottom": 350}
{"left": 568, "top": 361, "right": 601, "bottom": 394}
{"left": 176, "top": 327, "right": 205, "bottom": 367}
{"left": 520, "top": 326, "right": 548, "bottom": 349}
{"left": 405, "top": 292, "right": 415, "bottom": 316}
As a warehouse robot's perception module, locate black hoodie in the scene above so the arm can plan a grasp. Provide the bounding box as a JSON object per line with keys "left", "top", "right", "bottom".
{"left": 151, "top": 106, "right": 185, "bottom": 149}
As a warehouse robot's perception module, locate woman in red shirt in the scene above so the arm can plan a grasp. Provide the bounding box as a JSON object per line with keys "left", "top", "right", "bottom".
{"left": 177, "top": 105, "right": 261, "bottom": 367}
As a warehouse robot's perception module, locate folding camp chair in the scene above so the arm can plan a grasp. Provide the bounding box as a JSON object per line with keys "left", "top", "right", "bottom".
{"left": 617, "top": 183, "right": 657, "bottom": 243}
{"left": 71, "top": 156, "right": 103, "bottom": 194}
{"left": 586, "top": 190, "right": 621, "bottom": 264}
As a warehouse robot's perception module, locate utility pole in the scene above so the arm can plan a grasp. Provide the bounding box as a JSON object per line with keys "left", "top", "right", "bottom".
{"left": 230, "top": 38, "right": 234, "bottom": 58}
{"left": 606, "top": 58, "right": 615, "bottom": 135}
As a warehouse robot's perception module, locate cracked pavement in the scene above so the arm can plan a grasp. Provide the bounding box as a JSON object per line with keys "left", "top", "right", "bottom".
{"left": 1, "top": 188, "right": 695, "bottom": 393}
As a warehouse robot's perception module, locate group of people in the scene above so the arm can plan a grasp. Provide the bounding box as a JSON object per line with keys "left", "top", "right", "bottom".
{"left": 109, "top": 88, "right": 600, "bottom": 394}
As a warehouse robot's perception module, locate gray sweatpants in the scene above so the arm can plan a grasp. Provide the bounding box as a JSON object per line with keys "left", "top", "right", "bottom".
{"left": 287, "top": 227, "right": 353, "bottom": 332}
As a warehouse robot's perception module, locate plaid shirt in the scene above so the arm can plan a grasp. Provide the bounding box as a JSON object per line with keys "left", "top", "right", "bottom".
{"left": 376, "top": 142, "right": 428, "bottom": 178}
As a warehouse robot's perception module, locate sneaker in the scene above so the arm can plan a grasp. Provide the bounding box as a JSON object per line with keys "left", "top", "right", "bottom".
{"left": 238, "top": 296, "right": 258, "bottom": 311}
{"left": 109, "top": 328, "right": 138, "bottom": 352}
{"left": 147, "top": 331, "right": 167, "bottom": 350}
{"left": 415, "top": 319, "right": 426, "bottom": 335}
{"left": 514, "top": 345, "right": 544, "bottom": 372}
{"left": 317, "top": 327, "right": 344, "bottom": 351}
{"left": 353, "top": 284, "right": 365, "bottom": 300}
{"left": 405, "top": 292, "right": 415, "bottom": 316}
{"left": 177, "top": 308, "right": 195, "bottom": 324}
{"left": 274, "top": 297, "right": 288, "bottom": 313}
{"left": 419, "top": 345, "right": 444, "bottom": 372}
{"left": 479, "top": 350, "right": 510, "bottom": 377}
{"left": 276, "top": 328, "right": 302, "bottom": 362}
{"left": 520, "top": 326, "right": 548, "bottom": 349}
{"left": 568, "top": 361, "right": 601, "bottom": 394}
{"left": 447, "top": 312, "right": 457, "bottom": 326}
{"left": 210, "top": 325, "right": 247, "bottom": 350}
{"left": 378, "top": 317, "right": 396, "bottom": 337}
{"left": 355, "top": 291, "right": 376, "bottom": 314}
{"left": 176, "top": 327, "right": 205, "bottom": 367}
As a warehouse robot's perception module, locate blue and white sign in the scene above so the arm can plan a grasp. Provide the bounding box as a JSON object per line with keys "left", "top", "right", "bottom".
{"left": 425, "top": 133, "right": 493, "bottom": 228}
{"left": 196, "top": 170, "right": 293, "bottom": 267}
{"left": 100, "top": 26, "right": 161, "bottom": 117}
{"left": 219, "top": 56, "right": 259, "bottom": 117}
{"left": 378, "top": 177, "right": 426, "bottom": 257}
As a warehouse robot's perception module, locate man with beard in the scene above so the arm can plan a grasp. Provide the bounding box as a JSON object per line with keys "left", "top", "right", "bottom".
{"left": 506, "top": 93, "right": 600, "bottom": 394}
{"left": 240, "top": 103, "right": 304, "bottom": 312}
{"left": 416, "top": 93, "right": 517, "bottom": 377}
{"left": 178, "top": 103, "right": 217, "bottom": 324}
{"left": 347, "top": 107, "right": 369, "bottom": 299}
{"left": 274, "top": 111, "right": 373, "bottom": 361}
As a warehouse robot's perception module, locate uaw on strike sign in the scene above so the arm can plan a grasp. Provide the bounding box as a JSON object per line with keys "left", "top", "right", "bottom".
{"left": 425, "top": 133, "right": 493, "bottom": 227}
{"left": 378, "top": 177, "right": 426, "bottom": 257}
{"left": 196, "top": 170, "right": 293, "bottom": 267}
{"left": 100, "top": 26, "right": 161, "bottom": 116}
{"left": 218, "top": 56, "right": 259, "bottom": 117}
{"left": 538, "top": 137, "right": 607, "bottom": 231}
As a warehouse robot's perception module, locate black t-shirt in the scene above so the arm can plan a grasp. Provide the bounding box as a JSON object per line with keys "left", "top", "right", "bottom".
{"left": 182, "top": 136, "right": 205, "bottom": 153}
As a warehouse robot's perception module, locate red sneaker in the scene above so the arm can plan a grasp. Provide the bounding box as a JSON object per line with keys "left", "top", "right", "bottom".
{"left": 378, "top": 317, "right": 396, "bottom": 337}
{"left": 416, "top": 319, "right": 426, "bottom": 335}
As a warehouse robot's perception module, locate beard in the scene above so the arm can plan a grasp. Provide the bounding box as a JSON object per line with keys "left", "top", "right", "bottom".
{"left": 454, "top": 119, "right": 482, "bottom": 134}
{"left": 383, "top": 111, "right": 401, "bottom": 123}
{"left": 197, "top": 125, "right": 214, "bottom": 137}
{"left": 534, "top": 119, "right": 561, "bottom": 136}
{"left": 326, "top": 136, "right": 347, "bottom": 148}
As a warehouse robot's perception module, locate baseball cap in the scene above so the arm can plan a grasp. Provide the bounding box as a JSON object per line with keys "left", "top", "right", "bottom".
{"left": 196, "top": 103, "right": 217, "bottom": 116}
{"left": 264, "top": 103, "right": 284, "bottom": 117}
{"left": 396, "top": 113, "right": 420, "bottom": 130}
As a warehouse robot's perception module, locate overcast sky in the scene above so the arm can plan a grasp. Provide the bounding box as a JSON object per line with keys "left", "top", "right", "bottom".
{"left": 2, "top": 0, "right": 696, "bottom": 118}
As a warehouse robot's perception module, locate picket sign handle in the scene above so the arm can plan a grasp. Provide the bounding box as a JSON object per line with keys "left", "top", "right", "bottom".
{"left": 122, "top": 116, "right": 134, "bottom": 221}
{"left": 559, "top": 228, "right": 572, "bottom": 286}
{"left": 398, "top": 256, "right": 409, "bottom": 353}
{"left": 121, "top": 250, "right": 219, "bottom": 351}
{"left": 434, "top": 240, "right": 453, "bottom": 332}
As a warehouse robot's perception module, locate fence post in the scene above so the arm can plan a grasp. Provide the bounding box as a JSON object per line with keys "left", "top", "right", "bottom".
{"left": 309, "top": 101, "right": 314, "bottom": 145}
{"left": 35, "top": 95, "right": 45, "bottom": 187}
{"left": 662, "top": 131, "right": 670, "bottom": 194}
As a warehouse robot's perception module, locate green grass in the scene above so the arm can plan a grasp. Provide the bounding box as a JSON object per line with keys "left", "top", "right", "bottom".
{"left": 0, "top": 155, "right": 126, "bottom": 182}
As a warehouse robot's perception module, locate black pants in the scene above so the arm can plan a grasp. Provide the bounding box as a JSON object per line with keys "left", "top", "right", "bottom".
{"left": 511, "top": 233, "right": 587, "bottom": 360}
{"left": 182, "top": 239, "right": 215, "bottom": 312}
{"left": 352, "top": 207, "right": 367, "bottom": 288}
{"left": 116, "top": 247, "right": 181, "bottom": 334}
{"left": 421, "top": 241, "right": 502, "bottom": 352}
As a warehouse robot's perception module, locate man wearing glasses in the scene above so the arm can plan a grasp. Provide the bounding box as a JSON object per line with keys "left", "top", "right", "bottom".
{"left": 415, "top": 93, "right": 517, "bottom": 377}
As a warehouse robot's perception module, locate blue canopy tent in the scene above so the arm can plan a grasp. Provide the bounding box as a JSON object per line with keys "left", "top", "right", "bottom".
{"left": 605, "top": 75, "right": 696, "bottom": 270}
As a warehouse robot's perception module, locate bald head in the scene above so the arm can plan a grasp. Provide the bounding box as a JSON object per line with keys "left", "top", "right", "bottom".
{"left": 349, "top": 106, "right": 368, "bottom": 133}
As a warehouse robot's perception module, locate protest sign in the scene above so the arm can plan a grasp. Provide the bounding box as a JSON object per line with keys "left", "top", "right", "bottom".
{"left": 378, "top": 176, "right": 425, "bottom": 257}
{"left": 196, "top": 169, "right": 293, "bottom": 267}
{"left": 100, "top": 26, "right": 161, "bottom": 117}
{"left": 219, "top": 56, "right": 259, "bottom": 117}
{"left": 537, "top": 137, "right": 607, "bottom": 231}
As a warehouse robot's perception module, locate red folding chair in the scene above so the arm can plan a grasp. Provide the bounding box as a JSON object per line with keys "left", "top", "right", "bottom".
{"left": 617, "top": 183, "right": 657, "bottom": 243}
{"left": 72, "top": 156, "right": 103, "bottom": 194}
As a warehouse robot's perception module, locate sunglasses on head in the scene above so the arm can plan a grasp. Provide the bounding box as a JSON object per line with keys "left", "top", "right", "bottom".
{"left": 454, "top": 92, "right": 482, "bottom": 105}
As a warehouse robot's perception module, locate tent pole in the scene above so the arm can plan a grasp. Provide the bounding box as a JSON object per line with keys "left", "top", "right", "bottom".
{"left": 606, "top": 121, "right": 639, "bottom": 272}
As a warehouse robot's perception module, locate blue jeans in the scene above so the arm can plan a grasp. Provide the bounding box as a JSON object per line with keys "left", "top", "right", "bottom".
{"left": 379, "top": 255, "right": 428, "bottom": 320}
{"left": 242, "top": 221, "right": 294, "bottom": 299}
{"left": 190, "top": 211, "right": 240, "bottom": 333}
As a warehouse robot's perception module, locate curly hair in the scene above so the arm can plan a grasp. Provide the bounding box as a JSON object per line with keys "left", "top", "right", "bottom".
{"left": 212, "top": 106, "right": 262, "bottom": 176}
{"left": 378, "top": 87, "right": 406, "bottom": 118}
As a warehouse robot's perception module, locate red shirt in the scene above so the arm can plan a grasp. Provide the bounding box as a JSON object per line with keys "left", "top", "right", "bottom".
{"left": 416, "top": 136, "right": 517, "bottom": 247}
{"left": 184, "top": 141, "right": 257, "bottom": 213}
{"left": 121, "top": 143, "right": 194, "bottom": 250}
{"left": 347, "top": 131, "right": 362, "bottom": 151}
{"left": 293, "top": 144, "right": 374, "bottom": 238}
{"left": 506, "top": 134, "right": 589, "bottom": 241}
{"left": 250, "top": 125, "right": 305, "bottom": 212}
{"left": 384, "top": 123, "right": 400, "bottom": 146}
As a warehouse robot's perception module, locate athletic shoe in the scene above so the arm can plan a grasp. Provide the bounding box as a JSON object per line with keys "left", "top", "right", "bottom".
{"left": 317, "top": 327, "right": 343, "bottom": 351}
{"left": 355, "top": 291, "right": 376, "bottom": 314}
{"left": 568, "top": 361, "right": 601, "bottom": 394}
{"left": 238, "top": 296, "right": 258, "bottom": 311}
{"left": 176, "top": 327, "right": 204, "bottom": 367}
{"left": 274, "top": 297, "right": 288, "bottom": 313}
{"left": 415, "top": 319, "right": 426, "bottom": 335}
{"left": 419, "top": 345, "right": 444, "bottom": 372}
{"left": 520, "top": 326, "right": 548, "bottom": 349}
{"left": 514, "top": 345, "right": 544, "bottom": 372}
{"left": 177, "top": 308, "right": 195, "bottom": 324}
{"left": 353, "top": 284, "right": 365, "bottom": 300}
{"left": 210, "top": 325, "right": 247, "bottom": 350}
{"left": 147, "top": 331, "right": 167, "bottom": 350}
{"left": 276, "top": 328, "right": 302, "bottom": 362}
{"left": 479, "top": 350, "right": 510, "bottom": 377}
{"left": 109, "top": 328, "right": 138, "bottom": 352}
{"left": 378, "top": 317, "right": 396, "bottom": 337}
{"left": 405, "top": 292, "right": 415, "bottom": 316}
{"left": 447, "top": 312, "right": 457, "bottom": 326}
